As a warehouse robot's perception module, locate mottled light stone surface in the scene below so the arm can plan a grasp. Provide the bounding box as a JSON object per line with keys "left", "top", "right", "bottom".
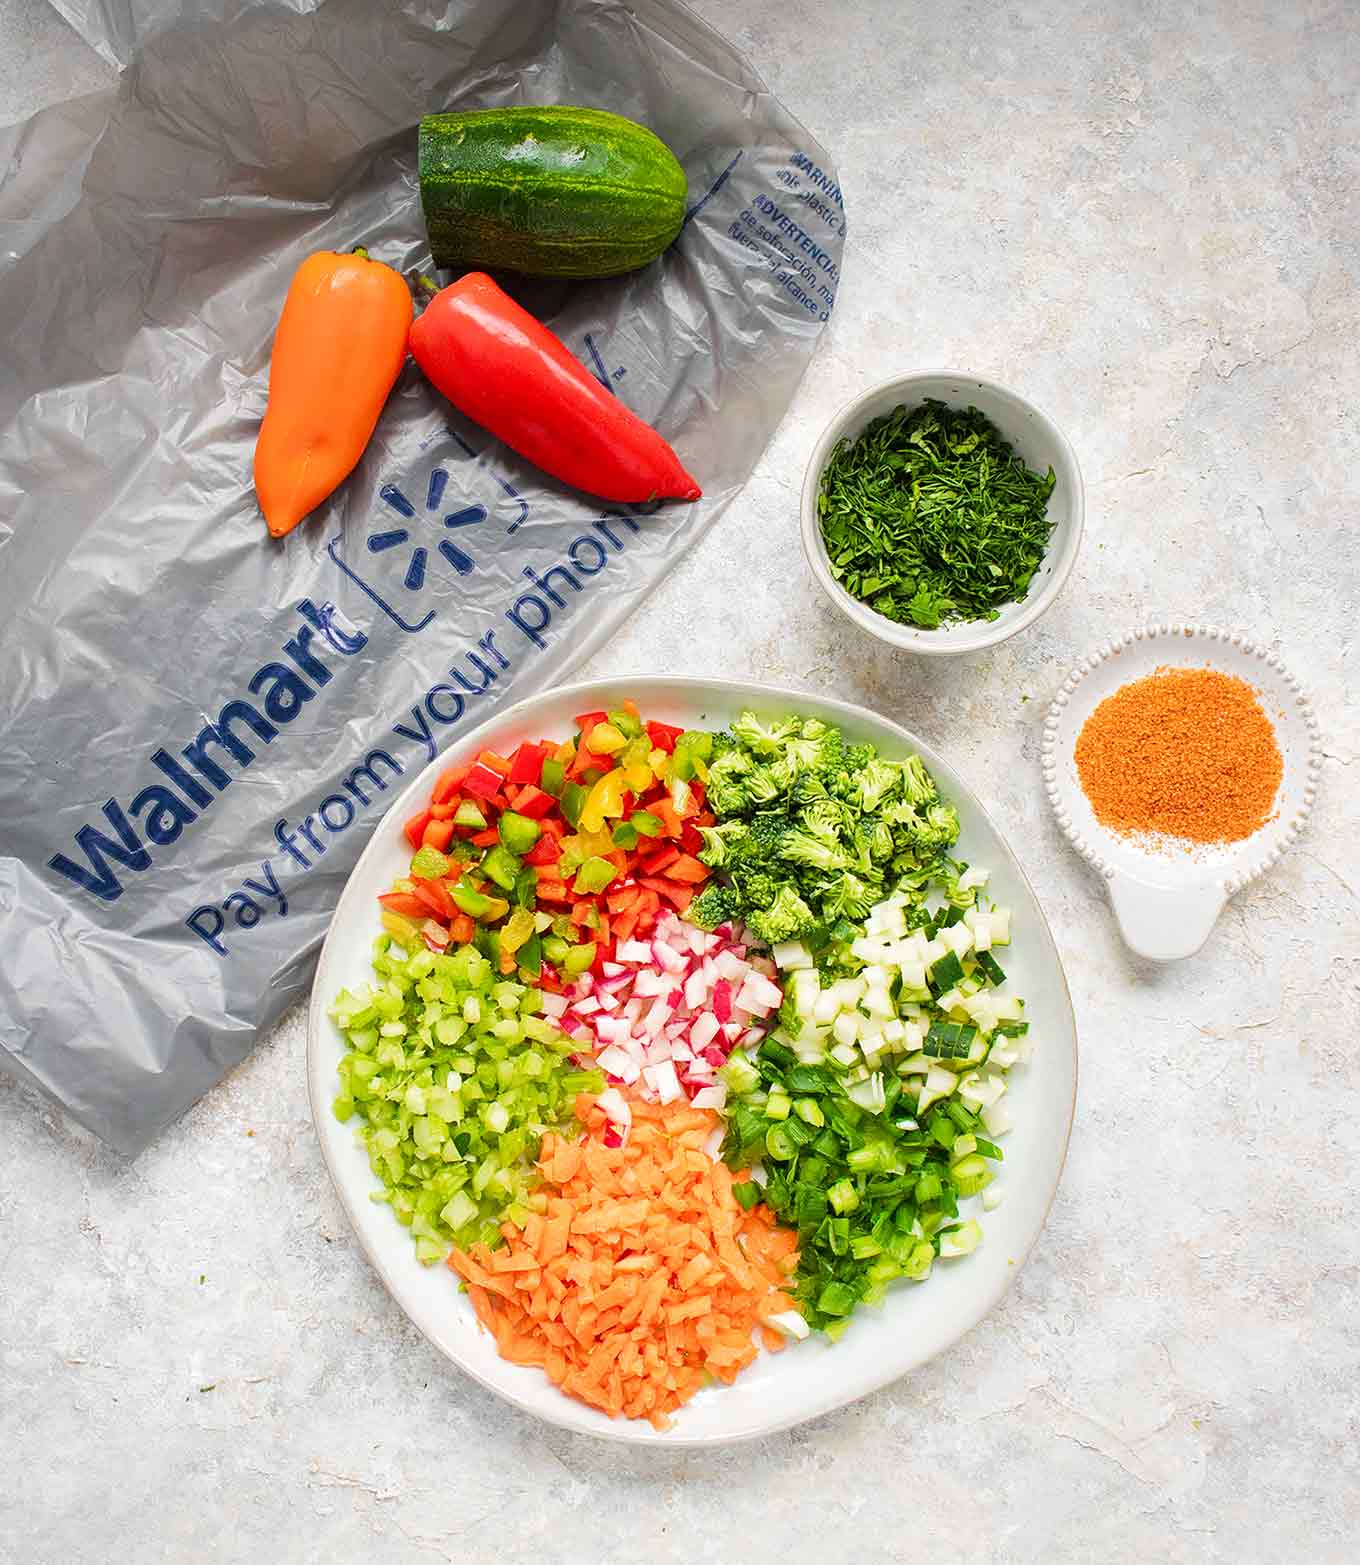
{"left": 2, "top": 1, "right": 1357, "bottom": 1560}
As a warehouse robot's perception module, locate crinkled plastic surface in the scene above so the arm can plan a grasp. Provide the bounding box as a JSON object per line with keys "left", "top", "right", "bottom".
{"left": 0, "top": 0, "right": 844, "bottom": 1153}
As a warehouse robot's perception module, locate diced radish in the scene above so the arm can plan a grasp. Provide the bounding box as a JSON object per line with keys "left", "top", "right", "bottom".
{"left": 650, "top": 1059, "right": 683, "bottom": 1104}
{"left": 691, "top": 1084, "right": 728, "bottom": 1110}
{"left": 712, "top": 979, "right": 733, "bottom": 1023}
{"left": 596, "top": 1046, "right": 640, "bottom": 1084}
{"left": 549, "top": 907, "right": 781, "bottom": 1106}
{"left": 690, "top": 1013, "right": 720, "bottom": 1051}
{"left": 737, "top": 970, "right": 782, "bottom": 1016}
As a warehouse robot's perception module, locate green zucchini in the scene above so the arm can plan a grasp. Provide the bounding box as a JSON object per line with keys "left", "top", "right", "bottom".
{"left": 418, "top": 105, "right": 687, "bottom": 278}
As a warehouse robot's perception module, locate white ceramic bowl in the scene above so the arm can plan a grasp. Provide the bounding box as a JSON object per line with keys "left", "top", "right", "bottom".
{"left": 800, "top": 371, "right": 1084, "bottom": 655}
{"left": 1044, "top": 625, "right": 1322, "bottom": 960}
{"left": 308, "top": 676, "right": 1078, "bottom": 1444}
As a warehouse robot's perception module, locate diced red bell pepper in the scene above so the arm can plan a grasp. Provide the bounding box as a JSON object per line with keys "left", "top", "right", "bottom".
{"left": 431, "top": 764, "right": 471, "bottom": 806}
{"left": 574, "top": 710, "right": 607, "bottom": 733}
{"left": 477, "top": 749, "right": 513, "bottom": 777}
{"left": 378, "top": 891, "right": 428, "bottom": 919}
{"left": 645, "top": 720, "right": 684, "bottom": 752}
{"left": 508, "top": 741, "right": 548, "bottom": 786}
{"left": 463, "top": 762, "right": 505, "bottom": 799}
{"left": 535, "top": 878, "right": 572, "bottom": 903}
{"left": 680, "top": 821, "right": 704, "bottom": 855}
{"left": 538, "top": 815, "right": 565, "bottom": 839}
{"left": 462, "top": 762, "right": 504, "bottom": 800}
{"left": 688, "top": 779, "right": 706, "bottom": 809}
{"left": 653, "top": 799, "right": 685, "bottom": 837}
{"left": 403, "top": 809, "right": 431, "bottom": 850}
{"left": 469, "top": 826, "right": 500, "bottom": 848}
{"left": 640, "top": 844, "right": 681, "bottom": 874}
{"left": 664, "top": 853, "right": 709, "bottom": 884}
{"left": 523, "top": 835, "right": 561, "bottom": 866}
{"left": 613, "top": 906, "right": 641, "bottom": 944}
{"left": 429, "top": 801, "right": 459, "bottom": 820}
{"left": 449, "top": 913, "right": 476, "bottom": 945}
{"left": 510, "top": 785, "right": 557, "bottom": 819}
{"left": 638, "top": 875, "right": 694, "bottom": 912}
{"left": 410, "top": 878, "right": 456, "bottom": 922}
{"left": 422, "top": 818, "right": 455, "bottom": 852}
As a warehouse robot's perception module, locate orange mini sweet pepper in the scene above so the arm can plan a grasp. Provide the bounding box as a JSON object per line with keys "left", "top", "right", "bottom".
{"left": 253, "top": 249, "right": 412, "bottom": 538}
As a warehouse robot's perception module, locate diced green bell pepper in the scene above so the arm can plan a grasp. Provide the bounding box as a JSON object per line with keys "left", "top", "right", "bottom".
{"left": 560, "top": 781, "right": 589, "bottom": 828}
{"left": 450, "top": 880, "right": 493, "bottom": 919}
{"left": 480, "top": 845, "right": 522, "bottom": 892}
{"left": 409, "top": 845, "right": 450, "bottom": 880}
{"left": 539, "top": 758, "right": 566, "bottom": 797}
{"left": 513, "top": 866, "right": 538, "bottom": 909}
{"left": 498, "top": 810, "right": 542, "bottom": 855}
{"left": 561, "top": 942, "right": 596, "bottom": 977}
{"left": 573, "top": 856, "right": 618, "bottom": 895}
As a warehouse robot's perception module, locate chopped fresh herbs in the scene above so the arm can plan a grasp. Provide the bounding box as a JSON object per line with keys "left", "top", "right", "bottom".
{"left": 817, "top": 399, "right": 1057, "bottom": 628}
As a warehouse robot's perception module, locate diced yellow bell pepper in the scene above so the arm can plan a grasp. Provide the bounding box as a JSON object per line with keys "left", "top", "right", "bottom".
{"left": 499, "top": 907, "right": 536, "bottom": 955}
{"left": 381, "top": 910, "right": 420, "bottom": 945}
{"left": 623, "top": 761, "right": 653, "bottom": 792}
{"left": 584, "top": 721, "right": 626, "bottom": 756}
{"left": 579, "top": 769, "right": 627, "bottom": 832}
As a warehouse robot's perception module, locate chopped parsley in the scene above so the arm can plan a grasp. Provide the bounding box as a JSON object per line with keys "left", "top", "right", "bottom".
{"left": 817, "top": 399, "right": 1056, "bottom": 628}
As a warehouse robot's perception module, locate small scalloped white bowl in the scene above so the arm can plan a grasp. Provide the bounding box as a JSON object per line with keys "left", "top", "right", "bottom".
{"left": 800, "top": 371, "right": 1084, "bottom": 656}
{"left": 1044, "top": 625, "right": 1322, "bottom": 961}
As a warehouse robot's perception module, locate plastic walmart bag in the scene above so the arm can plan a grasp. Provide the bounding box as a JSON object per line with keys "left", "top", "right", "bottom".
{"left": 0, "top": 0, "right": 844, "bottom": 1152}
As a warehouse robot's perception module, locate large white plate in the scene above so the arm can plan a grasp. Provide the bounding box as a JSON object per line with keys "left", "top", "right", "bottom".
{"left": 307, "top": 677, "right": 1078, "bottom": 1445}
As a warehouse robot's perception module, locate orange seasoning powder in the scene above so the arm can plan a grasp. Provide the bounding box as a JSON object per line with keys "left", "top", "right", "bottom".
{"left": 1074, "top": 666, "right": 1283, "bottom": 844}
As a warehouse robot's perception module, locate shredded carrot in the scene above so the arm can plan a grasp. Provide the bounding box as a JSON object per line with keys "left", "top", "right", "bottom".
{"left": 450, "top": 1096, "right": 798, "bottom": 1429}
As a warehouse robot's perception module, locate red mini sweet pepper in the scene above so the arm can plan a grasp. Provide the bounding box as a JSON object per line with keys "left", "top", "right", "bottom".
{"left": 408, "top": 271, "right": 701, "bottom": 504}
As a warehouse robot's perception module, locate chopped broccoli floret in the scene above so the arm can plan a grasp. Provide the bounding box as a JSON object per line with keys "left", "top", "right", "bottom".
{"left": 847, "top": 756, "right": 901, "bottom": 814}
{"left": 730, "top": 711, "right": 800, "bottom": 756}
{"left": 780, "top": 827, "right": 852, "bottom": 873}
{"left": 686, "top": 709, "right": 959, "bottom": 950}
{"left": 697, "top": 820, "right": 750, "bottom": 868}
{"left": 816, "top": 871, "right": 876, "bottom": 921}
{"left": 746, "top": 812, "right": 793, "bottom": 857}
{"left": 745, "top": 884, "right": 818, "bottom": 946}
{"left": 688, "top": 882, "right": 742, "bottom": 931}
{"left": 896, "top": 753, "right": 938, "bottom": 806}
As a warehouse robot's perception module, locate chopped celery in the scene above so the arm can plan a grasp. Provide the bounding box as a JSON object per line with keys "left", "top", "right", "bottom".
{"left": 329, "top": 934, "right": 601, "bottom": 1264}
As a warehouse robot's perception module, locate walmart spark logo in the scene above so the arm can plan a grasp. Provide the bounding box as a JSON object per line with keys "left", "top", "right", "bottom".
{"left": 325, "top": 444, "right": 528, "bottom": 634}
